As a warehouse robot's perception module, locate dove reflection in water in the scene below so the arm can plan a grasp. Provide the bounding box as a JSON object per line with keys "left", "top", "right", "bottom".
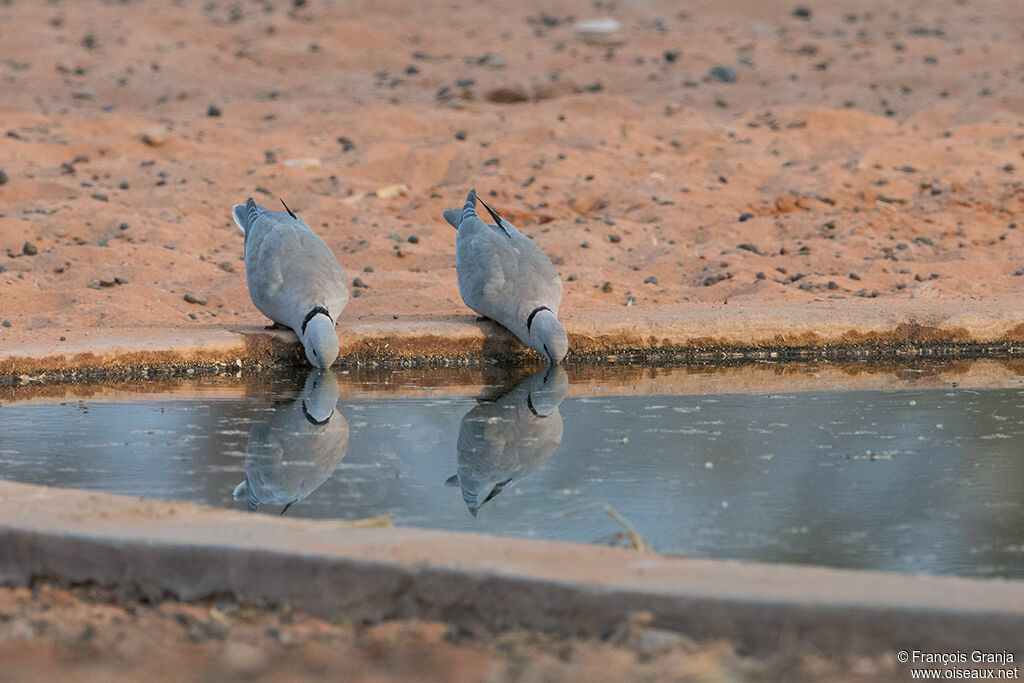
{"left": 447, "top": 365, "right": 568, "bottom": 516}
{"left": 233, "top": 369, "right": 349, "bottom": 513}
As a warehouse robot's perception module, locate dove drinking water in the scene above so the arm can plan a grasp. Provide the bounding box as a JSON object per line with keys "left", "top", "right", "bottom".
{"left": 233, "top": 197, "right": 349, "bottom": 368}
{"left": 445, "top": 189, "right": 568, "bottom": 365}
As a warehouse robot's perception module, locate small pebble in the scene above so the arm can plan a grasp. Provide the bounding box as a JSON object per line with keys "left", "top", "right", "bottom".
{"left": 608, "top": 234, "right": 621, "bottom": 243}
{"left": 207, "top": 105, "right": 221, "bottom": 117}
{"left": 352, "top": 277, "right": 369, "bottom": 288}
{"left": 792, "top": 5, "right": 812, "bottom": 19}
{"left": 91, "top": 193, "right": 108, "bottom": 201}
{"left": 23, "top": 241, "right": 38, "bottom": 256}
{"left": 1, "top": 320, "right": 11, "bottom": 328}
{"left": 601, "top": 282, "right": 613, "bottom": 293}
{"left": 454, "top": 130, "right": 467, "bottom": 141}
{"left": 643, "top": 276, "right": 658, "bottom": 285}
{"left": 407, "top": 235, "right": 419, "bottom": 244}
{"left": 708, "top": 65, "right": 736, "bottom": 83}
{"left": 352, "top": 289, "right": 362, "bottom": 298}
{"left": 738, "top": 212, "right": 754, "bottom": 222}
{"left": 114, "top": 276, "right": 128, "bottom": 285}
{"left": 184, "top": 293, "right": 207, "bottom": 305}
{"left": 337, "top": 137, "right": 355, "bottom": 152}
{"left": 188, "top": 312, "right": 198, "bottom": 320}
{"left": 0, "top": 170, "right": 7, "bottom": 185}
{"left": 363, "top": 265, "right": 374, "bottom": 272}
{"left": 217, "top": 261, "right": 234, "bottom": 273}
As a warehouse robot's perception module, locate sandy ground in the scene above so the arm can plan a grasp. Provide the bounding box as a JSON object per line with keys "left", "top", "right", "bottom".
{"left": 0, "top": 0, "right": 1022, "bottom": 359}
{"left": 0, "top": 583, "right": 894, "bottom": 682}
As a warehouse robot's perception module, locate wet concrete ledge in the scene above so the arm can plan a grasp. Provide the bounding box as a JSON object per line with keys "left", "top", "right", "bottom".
{"left": 4, "top": 302, "right": 1024, "bottom": 384}
{"left": 0, "top": 481, "right": 1021, "bottom": 656}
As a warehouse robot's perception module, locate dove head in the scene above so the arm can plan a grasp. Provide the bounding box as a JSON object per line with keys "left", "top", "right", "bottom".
{"left": 301, "top": 312, "right": 339, "bottom": 368}
{"left": 527, "top": 308, "right": 568, "bottom": 365}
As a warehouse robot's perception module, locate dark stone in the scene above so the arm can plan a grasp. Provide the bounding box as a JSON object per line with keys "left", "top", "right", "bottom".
{"left": 454, "top": 130, "right": 467, "bottom": 141}
{"left": 792, "top": 6, "right": 812, "bottom": 19}
{"left": 608, "top": 234, "right": 621, "bottom": 243}
{"left": 643, "top": 276, "right": 658, "bottom": 285}
{"left": 337, "top": 137, "right": 355, "bottom": 152}
{"left": 407, "top": 235, "right": 419, "bottom": 243}
{"left": 184, "top": 293, "right": 207, "bottom": 305}
{"left": 207, "top": 105, "right": 222, "bottom": 117}
{"left": 738, "top": 213, "right": 754, "bottom": 222}
{"left": 708, "top": 65, "right": 736, "bottom": 82}
{"left": 22, "top": 241, "right": 37, "bottom": 256}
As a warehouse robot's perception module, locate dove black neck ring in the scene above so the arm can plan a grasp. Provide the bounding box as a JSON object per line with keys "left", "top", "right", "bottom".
{"left": 526, "top": 306, "right": 551, "bottom": 332}
{"left": 301, "top": 306, "right": 331, "bottom": 335}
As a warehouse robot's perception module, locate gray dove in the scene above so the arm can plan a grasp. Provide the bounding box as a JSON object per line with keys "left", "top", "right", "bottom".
{"left": 446, "top": 365, "right": 568, "bottom": 515}
{"left": 232, "top": 197, "right": 349, "bottom": 368}
{"left": 233, "top": 368, "right": 350, "bottom": 513}
{"left": 444, "top": 189, "right": 568, "bottom": 365}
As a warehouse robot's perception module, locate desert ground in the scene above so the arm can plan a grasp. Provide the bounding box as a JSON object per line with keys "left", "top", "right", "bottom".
{"left": 0, "top": 582, "right": 897, "bottom": 682}
{"left": 0, "top": 0, "right": 1022, "bottom": 359}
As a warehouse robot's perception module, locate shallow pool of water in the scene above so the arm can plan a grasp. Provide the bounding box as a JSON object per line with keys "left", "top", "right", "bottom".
{"left": 1, "top": 365, "right": 1022, "bottom": 578}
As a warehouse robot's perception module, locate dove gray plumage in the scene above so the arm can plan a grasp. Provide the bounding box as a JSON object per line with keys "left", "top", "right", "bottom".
{"left": 232, "top": 197, "right": 348, "bottom": 368}
{"left": 233, "top": 369, "right": 349, "bottom": 513}
{"left": 446, "top": 189, "right": 568, "bottom": 364}
{"left": 447, "top": 366, "right": 568, "bottom": 515}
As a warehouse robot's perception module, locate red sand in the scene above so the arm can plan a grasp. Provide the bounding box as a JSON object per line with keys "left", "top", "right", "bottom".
{"left": 0, "top": 0, "right": 1022, "bottom": 365}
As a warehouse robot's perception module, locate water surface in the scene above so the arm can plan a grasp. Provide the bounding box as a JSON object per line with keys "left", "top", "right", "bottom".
{"left": 1, "top": 365, "right": 1022, "bottom": 579}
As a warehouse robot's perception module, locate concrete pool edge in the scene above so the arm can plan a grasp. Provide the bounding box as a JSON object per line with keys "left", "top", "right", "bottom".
{"left": 4, "top": 302, "right": 1024, "bottom": 382}
{"left": 1, "top": 481, "right": 1021, "bottom": 656}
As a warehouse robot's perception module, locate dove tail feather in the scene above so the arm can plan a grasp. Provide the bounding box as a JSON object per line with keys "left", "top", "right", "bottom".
{"left": 461, "top": 188, "right": 479, "bottom": 224}
{"left": 232, "top": 204, "right": 247, "bottom": 233}
{"left": 443, "top": 209, "right": 462, "bottom": 229}
{"left": 233, "top": 197, "right": 260, "bottom": 236}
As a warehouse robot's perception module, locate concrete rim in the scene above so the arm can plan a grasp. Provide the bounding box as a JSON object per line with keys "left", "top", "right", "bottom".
{"left": 1, "top": 481, "right": 1021, "bottom": 656}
